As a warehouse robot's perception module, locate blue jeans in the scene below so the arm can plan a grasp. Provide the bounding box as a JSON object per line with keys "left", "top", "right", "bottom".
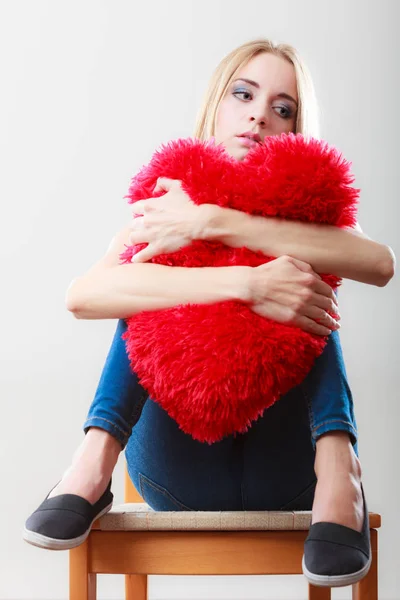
{"left": 83, "top": 319, "right": 358, "bottom": 511}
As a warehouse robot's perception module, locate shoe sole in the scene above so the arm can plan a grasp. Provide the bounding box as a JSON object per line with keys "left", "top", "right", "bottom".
{"left": 302, "top": 553, "right": 372, "bottom": 587}
{"left": 22, "top": 501, "right": 113, "bottom": 551}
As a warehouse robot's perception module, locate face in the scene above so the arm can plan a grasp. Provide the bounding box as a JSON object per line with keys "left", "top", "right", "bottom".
{"left": 214, "top": 52, "right": 298, "bottom": 161}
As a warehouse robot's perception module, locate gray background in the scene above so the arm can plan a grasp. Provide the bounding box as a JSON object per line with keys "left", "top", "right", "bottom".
{"left": 0, "top": 0, "right": 398, "bottom": 598}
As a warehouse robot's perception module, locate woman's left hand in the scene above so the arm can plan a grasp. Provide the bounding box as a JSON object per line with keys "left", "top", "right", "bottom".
{"left": 128, "top": 177, "right": 209, "bottom": 263}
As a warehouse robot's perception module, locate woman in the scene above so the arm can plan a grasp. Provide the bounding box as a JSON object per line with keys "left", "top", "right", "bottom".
{"left": 24, "top": 39, "right": 395, "bottom": 587}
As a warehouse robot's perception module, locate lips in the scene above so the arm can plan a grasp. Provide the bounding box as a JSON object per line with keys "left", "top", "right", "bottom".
{"left": 237, "top": 135, "right": 261, "bottom": 148}
{"left": 238, "top": 136, "right": 260, "bottom": 148}
{"left": 239, "top": 131, "right": 262, "bottom": 143}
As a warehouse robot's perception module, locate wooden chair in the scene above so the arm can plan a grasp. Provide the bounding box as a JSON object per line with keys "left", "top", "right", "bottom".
{"left": 69, "top": 467, "right": 381, "bottom": 600}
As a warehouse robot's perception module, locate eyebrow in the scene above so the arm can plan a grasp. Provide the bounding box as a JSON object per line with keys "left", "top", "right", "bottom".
{"left": 233, "top": 78, "right": 298, "bottom": 106}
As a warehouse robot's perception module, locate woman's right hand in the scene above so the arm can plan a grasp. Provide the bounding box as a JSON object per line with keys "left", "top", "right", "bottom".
{"left": 246, "top": 255, "right": 341, "bottom": 336}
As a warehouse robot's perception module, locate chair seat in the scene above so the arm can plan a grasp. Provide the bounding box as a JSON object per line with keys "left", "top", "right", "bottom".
{"left": 96, "top": 503, "right": 381, "bottom": 532}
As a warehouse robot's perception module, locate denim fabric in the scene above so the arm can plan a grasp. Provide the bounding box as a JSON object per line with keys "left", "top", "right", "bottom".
{"left": 125, "top": 384, "right": 319, "bottom": 511}
{"left": 83, "top": 317, "right": 358, "bottom": 510}
{"left": 83, "top": 319, "right": 148, "bottom": 449}
{"left": 301, "top": 328, "right": 358, "bottom": 455}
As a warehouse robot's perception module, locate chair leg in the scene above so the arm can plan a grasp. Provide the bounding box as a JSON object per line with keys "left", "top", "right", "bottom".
{"left": 125, "top": 574, "right": 148, "bottom": 600}
{"left": 308, "top": 584, "right": 331, "bottom": 599}
{"left": 352, "top": 529, "right": 378, "bottom": 600}
{"left": 70, "top": 539, "right": 97, "bottom": 600}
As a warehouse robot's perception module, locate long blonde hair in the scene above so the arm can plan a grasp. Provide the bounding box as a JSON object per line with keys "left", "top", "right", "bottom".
{"left": 193, "top": 38, "right": 320, "bottom": 142}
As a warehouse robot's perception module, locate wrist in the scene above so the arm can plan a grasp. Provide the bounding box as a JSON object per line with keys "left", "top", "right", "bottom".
{"left": 195, "top": 204, "right": 274, "bottom": 256}
{"left": 195, "top": 204, "right": 226, "bottom": 241}
{"left": 232, "top": 266, "right": 253, "bottom": 304}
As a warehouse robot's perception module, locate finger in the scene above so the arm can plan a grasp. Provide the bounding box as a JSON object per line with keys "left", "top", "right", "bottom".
{"left": 314, "top": 279, "right": 339, "bottom": 306}
{"left": 153, "top": 177, "right": 176, "bottom": 194}
{"left": 152, "top": 182, "right": 163, "bottom": 194}
{"left": 296, "top": 315, "right": 332, "bottom": 336}
{"left": 132, "top": 202, "right": 144, "bottom": 215}
{"left": 131, "top": 244, "right": 157, "bottom": 263}
{"left": 130, "top": 215, "right": 144, "bottom": 228}
{"left": 304, "top": 305, "right": 341, "bottom": 330}
{"left": 288, "top": 256, "right": 321, "bottom": 278}
{"left": 308, "top": 292, "right": 340, "bottom": 317}
{"left": 129, "top": 230, "right": 146, "bottom": 245}
{"left": 132, "top": 200, "right": 152, "bottom": 215}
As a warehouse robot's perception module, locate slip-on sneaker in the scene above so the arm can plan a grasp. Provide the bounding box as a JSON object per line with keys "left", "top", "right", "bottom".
{"left": 302, "top": 482, "right": 371, "bottom": 587}
{"left": 23, "top": 479, "right": 113, "bottom": 551}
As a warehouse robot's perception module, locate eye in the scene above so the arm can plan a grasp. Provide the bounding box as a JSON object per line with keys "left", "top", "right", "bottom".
{"left": 232, "top": 89, "right": 294, "bottom": 120}
{"left": 273, "top": 105, "right": 293, "bottom": 119}
{"left": 232, "top": 88, "right": 252, "bottom": 101}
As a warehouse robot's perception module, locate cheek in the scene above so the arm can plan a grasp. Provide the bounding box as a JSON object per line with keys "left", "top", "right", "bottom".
{"left": 282, "top": 121, "right": 295, "bottom": 133}
{"left": 215, "top": 99, "right": 236, "bottom": 135}
{"left": 274, "top": 114, "right": 296, "bottom": 135}
{"left": 286, "top": 116, "right": 297, "bottom": 134}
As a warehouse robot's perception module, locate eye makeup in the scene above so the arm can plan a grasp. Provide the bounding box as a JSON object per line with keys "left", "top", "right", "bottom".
{"left": 232, "top": 87, "right": 295, "bottom": 119}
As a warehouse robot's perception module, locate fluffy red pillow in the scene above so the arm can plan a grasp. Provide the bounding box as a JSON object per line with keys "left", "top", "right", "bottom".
{"left": 119, "top": 133, "right": 359, "bottom": 443}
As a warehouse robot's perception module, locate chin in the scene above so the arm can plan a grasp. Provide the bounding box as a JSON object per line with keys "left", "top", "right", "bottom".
{"left": 223, "top": 145, "right": 248, "bottom": 161}
{"left": 235, "top": 149, "right": 251, "bottom": 161}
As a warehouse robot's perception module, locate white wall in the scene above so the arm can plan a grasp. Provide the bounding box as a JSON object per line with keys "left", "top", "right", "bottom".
{"left": 1, "top": 0, "right": 398, "bottom": 598}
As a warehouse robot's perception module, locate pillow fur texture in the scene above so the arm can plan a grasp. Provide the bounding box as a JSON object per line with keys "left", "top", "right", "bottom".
{"left": 119, "top": 133, "right": 359, "bottom": 444}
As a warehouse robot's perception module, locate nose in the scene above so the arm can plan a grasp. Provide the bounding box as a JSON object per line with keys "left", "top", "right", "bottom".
{"left": 250, "top": 114, "right": 266, "bottom": 128}
{"left": 249, "top": 101, "right": 269, "bottom": 129}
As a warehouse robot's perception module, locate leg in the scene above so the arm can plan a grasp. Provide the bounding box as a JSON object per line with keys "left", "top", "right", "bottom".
{"left": 295, "top": 325, "right": 371, "bottom": 587}
{"left": 70, "top": 539, "right": 97, "bottom": 599}
{"left": 301, "top": 328, "right": 358, "bottom": 455}
{"left": 300, "top": 328, "right": 363, "bottom": 532}
{"left": 308, "top": 586, "right": 331, "bottom": 600}
{"left": 313, "top": 430, "right": 363, "bottom": 531}
{"left": 50, "top": 319, "right": 148, "bottom": 503}
{"left": 125, "top": 574, "right": 148, "bottom": 600}
{"left": 352, "top": 529, "right": 378, "bottom": 600}
{"left": 125, "top": 396, "right": 244, "bottom": 511}
{"left": 125, "top": 381, "right": 318, "bottom": 512}
{"left": 83, "top": 319, "right": 148, "bottom": 448}
{"left": 240, "top": 383, "right": 318, "bottom": 511}
{"left": 24, "top": 320, "right": 147, "bottom": 549}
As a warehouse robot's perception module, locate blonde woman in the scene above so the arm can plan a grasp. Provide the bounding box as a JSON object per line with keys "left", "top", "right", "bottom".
{"left": 24, "top": 39, "right": 395, "bottom": 588}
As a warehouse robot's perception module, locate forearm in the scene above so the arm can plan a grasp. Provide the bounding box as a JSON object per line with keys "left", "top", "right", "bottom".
{"left": 66, "top": 263, "right": 250, "bottom": 320}
{"left": 201, "top": 205, "right": 395, "bottom": 286}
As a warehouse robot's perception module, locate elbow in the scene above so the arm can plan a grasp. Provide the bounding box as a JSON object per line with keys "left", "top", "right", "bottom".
{"left": 66, "top": 301, "right": 85, "bottom": 319}
{"left": 66, "top": 304, "right": 84, "bottom": 319}
{"left": 376, "top": 246, "right": 396, "bottom": 287}
{"left": 66, "top": 296, "right": 92, "bottom": 320}
{"left": 65, "top": 278, "right": 87, "bottom": 318}
{"left": 65, "top": 277, "right": 115, "bottom": 320}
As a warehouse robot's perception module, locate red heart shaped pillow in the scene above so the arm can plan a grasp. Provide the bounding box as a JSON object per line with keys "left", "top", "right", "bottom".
{"left": 119, "top": 133, "right": 359, "bottom": 444}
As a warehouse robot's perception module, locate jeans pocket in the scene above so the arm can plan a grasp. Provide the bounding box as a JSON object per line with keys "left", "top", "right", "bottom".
{"left": 138, "top": 472, "right": 195, "bottom": 511}
{"left": 278, "top": 479, "right": 317, "bottom": 511}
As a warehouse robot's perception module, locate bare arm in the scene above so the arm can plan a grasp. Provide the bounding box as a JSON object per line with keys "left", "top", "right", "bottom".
{"left": 66, "top": 226, "right": 249, "bottom": 319}
{"left": 200, "top": 205, "right": 396, "bottom": 287}
{"left": 66, "top": 226, "right": 343, "bottom": 335}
